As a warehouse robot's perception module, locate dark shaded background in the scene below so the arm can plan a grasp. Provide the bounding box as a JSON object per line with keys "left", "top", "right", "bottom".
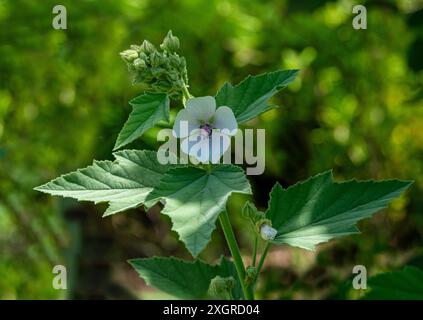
{"left": 0, "top": 0, "right": 422, "bottom": 299}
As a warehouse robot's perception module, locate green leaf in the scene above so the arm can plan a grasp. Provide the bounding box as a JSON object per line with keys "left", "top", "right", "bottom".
{"left": 363, "top": 266, "right": 423, "bottom": 300}
{"left": 113, "top": 92, "right": 169, "bottom": 150}
{"left": 35, "top": 150, "right": 175, "bottom": 216}
{"left": 129, "top": 256, "right": 243, "bottom": 299}
{"left": 265, "top": 170, "right": 412, "bottom": 250}
{"left": 146, "top": 165, "right": 252, "bottom": 257}
{"left": 215, "top": 69, "right": 299, "bottom": 123}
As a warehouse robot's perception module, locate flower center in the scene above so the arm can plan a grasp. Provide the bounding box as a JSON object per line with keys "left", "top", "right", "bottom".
{"left": 199, "top": 123, "right": 213, "bottom": 136}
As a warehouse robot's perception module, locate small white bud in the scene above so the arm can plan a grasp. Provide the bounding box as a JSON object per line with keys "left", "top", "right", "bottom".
{"left": 260, "top": 224, "right": 277, "bottom": 241}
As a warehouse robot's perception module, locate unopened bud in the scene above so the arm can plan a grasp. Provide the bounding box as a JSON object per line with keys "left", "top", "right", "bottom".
{"left": 120, "top": 49, "right": 139, "bottom": 63}
{"left": 260, "top": 224, "right": 277, "bottom": 241}
{"left": 140, "top": 40, "right": 156, "bottom": 55}
{"left": 150, "top": 51, "right": 164, "bottom": 67}
{"left": 160, "top": 30, "right": 180, "bottom": 52}
{"left": 178, "top": 56, "right": 187, "bottom": 71}
{"left": 242, "top": 201, "right": 257, "bottom": 220}
{"left": 245, "top": 266, "right": 257, "bottom": 285}
{"left": 168, "top": 53, "right": 182, "bottom": 68}
{"left": 139, "top": 52, "right": 149, "bottom": 61}
{"left": 130, "top": 44, "right": 141, "bottom": 52}
{"left": 208, "top": 276, "right": 235, "bottom": 299}
{"left": 133, "top": 58, "right": 146, "bottom": 70}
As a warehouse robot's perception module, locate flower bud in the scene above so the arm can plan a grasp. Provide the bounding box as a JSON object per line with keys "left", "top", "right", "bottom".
{"left": 178, "top": 56, "right": 187, "bottom": 70}
{"left": 140, "top": 40, "right": 156, "bottom": 55}
{"left": 139, "top": 52, "right": 149, "bottom": 61}
{"left": 133, "top": 58, "right": 146, "bottom": 70}
{"left": 160, "top": 30, "right": 180, "bottom": 52}
{"left": 242, "top": 201, "right": 257, "bottom": 220}
{"left": 168, "top": 53, "right": 182, "bottom": 68}
{"left": 208, "top": 276, "right": 235, "bottom": 299}
{"left": 120, "top": 49, "right": 139, "bottom": 63}
{"left": 130, "top": 44, "right": 141, "bottom": 52}
{"left": 260, "top": 223, "right": 277, "bottom": 241}
{"left": 150, "top": 51, "right": 164, "bottom": 67}
{"left": 244, "top": 266, "right": 257, "bottom": 285}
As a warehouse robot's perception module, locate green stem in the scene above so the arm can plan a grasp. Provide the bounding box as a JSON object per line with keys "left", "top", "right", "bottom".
{"left": 252, "top": 236, "right": 258, "bottom": 267}
{"left": 219, "top": 211, "right": 253, "bottom": 300}
{"left": 181, "top": 80, "right": 191, "bottom": 105}
{"left": 254, "top": 242, "right": 271, "bottom": 285}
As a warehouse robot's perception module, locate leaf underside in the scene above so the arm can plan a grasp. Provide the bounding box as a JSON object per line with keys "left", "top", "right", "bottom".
{"left": 129, "top": 256, "right": 243, "bottom": 299}
{"left": 265, "top": 170, "right": 412, "bottom": 250}
{"left": 215, "top": 69, "right": 299, "bottom": 123}
{"left": 35, "top": 150, "right": 175, "bottom": 216}
{"left": 145, "top": 165, "right": 252, "bottom": 257}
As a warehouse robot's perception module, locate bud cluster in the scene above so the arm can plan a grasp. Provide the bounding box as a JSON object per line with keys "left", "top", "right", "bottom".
{"left": 120, "top": 31, "right": 188, "bottom": 99}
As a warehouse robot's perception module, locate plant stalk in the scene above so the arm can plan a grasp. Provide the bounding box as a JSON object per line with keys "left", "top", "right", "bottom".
{"left": 254, "top": 241, "right": 271, "bottom": 285}
{"left": 181, "top": 80, "right": 191, "bottom": 105}
{"left": 252, "top": 236, "right": 258, "bottom": 267}
{"left": 219, "top": 210, "right": 253, "bottom": 300}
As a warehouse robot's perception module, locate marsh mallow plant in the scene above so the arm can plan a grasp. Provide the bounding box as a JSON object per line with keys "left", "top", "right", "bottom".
{"left": 35, "top": 31, "right": 412, "bottom": 300}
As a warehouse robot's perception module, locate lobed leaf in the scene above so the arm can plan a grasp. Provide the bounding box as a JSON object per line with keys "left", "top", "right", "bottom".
{"left": 113, "top": 92, "right": 169, "bottom": 150}
{"left": 35, "top": 150, "right": 175, "bottom": 216}
{"left": 265, "top": 170, "right": 412, "bottom": 250}
{"left": 215, "top": 69, "right": 299, "bottom": 123}
{"left": 146, "top": 165, "right": 252, "bottom": 257}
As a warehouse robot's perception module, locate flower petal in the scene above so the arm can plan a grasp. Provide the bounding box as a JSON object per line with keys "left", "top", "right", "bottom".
{"left": 181, "top": 131, "right": 211, "bottom": 163}
{"left": 173, "top": 109, "right": 200, "bottom": 138}
{"left": 180, "top": 128, "right": 232, "bottom": 164}
{"left": 213, "top": 106, "right": 238, "bottom": 136}
{"left": 209, "top": 131, "right": 231, "bottom": 164}
{"left": 186, "top": 96, "right": 216, "bottom": 122}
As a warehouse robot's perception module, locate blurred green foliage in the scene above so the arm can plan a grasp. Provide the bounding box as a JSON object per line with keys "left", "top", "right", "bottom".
{"left": 0, "top": 0, "right": 422, "bottom": 299}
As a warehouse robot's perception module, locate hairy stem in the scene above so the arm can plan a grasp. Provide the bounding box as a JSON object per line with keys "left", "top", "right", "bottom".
{"left": 219, "top": 211, "right": 253, "bottom": 300}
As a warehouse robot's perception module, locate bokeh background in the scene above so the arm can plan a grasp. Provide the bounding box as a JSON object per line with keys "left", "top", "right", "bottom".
{"left": 1, "top": 0, "right": 422, "bottom": 299}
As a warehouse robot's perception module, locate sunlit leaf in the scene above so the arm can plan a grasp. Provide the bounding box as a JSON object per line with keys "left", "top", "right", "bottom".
{"left": 215, "top": 69, "right": 299, "bottom": 123}
{"left": 266, "top": 170, "right": 412, "bottom": 250}
{"left": 146, "top": 165, "right": 251, "bottom": 257}
{"left": 35, "top": 150, "right": 175, "bottom": 216}
{"left": 114, "top": 92, "right": 169, "bottom": 150}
